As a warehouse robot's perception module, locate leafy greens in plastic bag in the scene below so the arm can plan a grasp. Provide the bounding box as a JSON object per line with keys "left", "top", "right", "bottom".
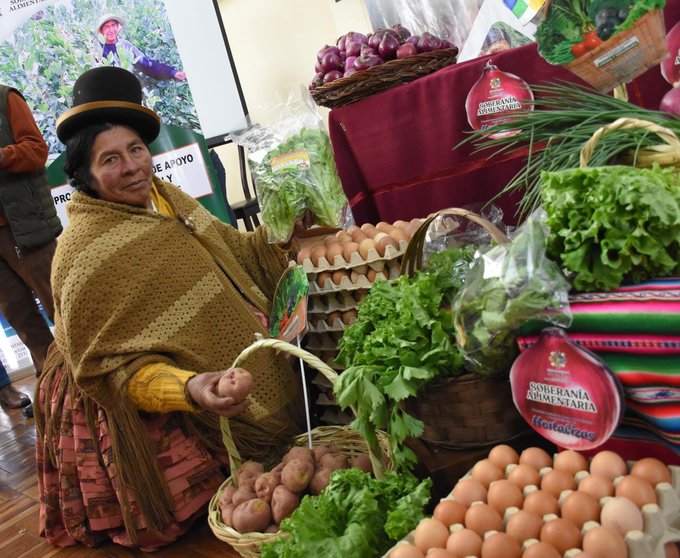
{"left": 229, "top": 89, "right": 351, "bottom": 243}
{"left": 452, "top": 209, "right": 572, "bottom": 377}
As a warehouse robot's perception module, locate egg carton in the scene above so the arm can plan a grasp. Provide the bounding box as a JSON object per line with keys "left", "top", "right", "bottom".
{"left": 308, "top": 263, "right": 400, "bottom": 295}
{"left": 303, "top": 332, "right": 340, "bottom": 351}
{"left": 319, "top": 407, "right": 353, "bottom": 426}
{"left": 295, "top": 240, "right": 407, "bottom": 274}
{"left": 382, "top": 456, "right": 680, "bottom": 558}
{"left": 316, "top": 392, "right": 338, "bottom": 407}
{"left": 308, "top": 315, "right": 357, "bottom": 333}
{"left": 308, "top": 291, "right": 360, "bottom": 314}
{"left": 311, "top": 371, "right": 333, "bottom": 389}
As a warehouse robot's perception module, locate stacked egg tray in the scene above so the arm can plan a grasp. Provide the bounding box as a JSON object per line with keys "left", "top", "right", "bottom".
{"left": 384, "top": 446, "right": 680, "bottom": 558}
{"left": 297, "top": 220, "right": 423, "bottom": 425}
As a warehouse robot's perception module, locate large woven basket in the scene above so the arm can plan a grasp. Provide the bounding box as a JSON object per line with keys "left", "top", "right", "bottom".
{"left": 207, "top": 338, "right": 392, "bottom": 558}
{"left": 400, "top": 208, "right": 529, "bottom": 449}
{"left": 311, "top": 47, "right": 458, "bottom": 109}
{"left": 564, "top": 8, "right": 667, "bottom": 92}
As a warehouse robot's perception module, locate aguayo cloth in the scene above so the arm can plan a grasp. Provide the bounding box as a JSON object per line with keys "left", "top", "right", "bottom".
{"left": 37, "top": 178, "right": 304, "bottom": 546}
{"left": 37, "top": 364, "right": 225, "bottom": 550}
{"left": 518, "top": 278, "right": 680, "bottom": 461}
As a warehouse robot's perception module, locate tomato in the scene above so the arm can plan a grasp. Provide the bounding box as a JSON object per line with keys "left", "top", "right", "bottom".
{"left": 583, "top": 29, "right": 603, "bottom": 50}
{"left": 571, "top": 42, "right": 587, "bottom": 57}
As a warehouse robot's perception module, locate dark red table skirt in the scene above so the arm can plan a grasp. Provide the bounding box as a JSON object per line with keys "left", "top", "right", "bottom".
{"left": 328, "top": 1, "right": 680, "bottom": 227}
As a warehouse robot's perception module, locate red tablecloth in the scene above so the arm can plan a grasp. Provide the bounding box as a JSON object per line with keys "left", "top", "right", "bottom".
{"left": 329, "top": 2, "right": 680, "bottom": 227}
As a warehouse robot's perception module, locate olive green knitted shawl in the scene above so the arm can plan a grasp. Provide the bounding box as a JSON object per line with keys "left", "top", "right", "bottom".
{"left": 37, "top": 178, "right": 303, "bottom": 542}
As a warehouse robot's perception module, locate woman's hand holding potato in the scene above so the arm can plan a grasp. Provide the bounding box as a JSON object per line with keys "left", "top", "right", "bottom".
{"left": 186, "top": 367, "right": 252, "bottom": 417}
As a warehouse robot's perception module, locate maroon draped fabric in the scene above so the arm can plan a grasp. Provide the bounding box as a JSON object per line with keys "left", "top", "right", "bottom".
{"left": 328, "top": 1, "right": 680, "bottom": 226}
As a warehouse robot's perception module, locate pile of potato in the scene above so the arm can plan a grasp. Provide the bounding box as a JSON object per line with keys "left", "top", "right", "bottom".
{"left": 218, "top": 444, "right": 374, "bottom": 534}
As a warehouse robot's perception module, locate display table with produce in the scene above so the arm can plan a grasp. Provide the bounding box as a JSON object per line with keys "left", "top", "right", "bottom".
{"left": 326, "top": 0, "right": 679, "bottom": 226}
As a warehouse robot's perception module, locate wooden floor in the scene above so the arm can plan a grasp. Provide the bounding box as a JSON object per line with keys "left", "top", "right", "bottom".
{"left": 0, "top": 371, "right": 240, "bottom": 557}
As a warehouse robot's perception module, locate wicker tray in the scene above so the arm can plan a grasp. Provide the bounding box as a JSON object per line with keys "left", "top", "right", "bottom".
{"left": 311, "top": 47, "right": 458, "bottom": 109}
{"left": 400, "top": 208, "right": 530, "bottom": 449}
{"left": 207, "top": 338, "right": 393, "bottom": 558}
{"left": 564, "top": 8, "right": 667, "bottom": 92}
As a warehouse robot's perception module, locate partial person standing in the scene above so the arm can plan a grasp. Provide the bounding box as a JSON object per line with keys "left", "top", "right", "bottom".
{"left": 0, "top": 84, "right": 62, "bottom": 388}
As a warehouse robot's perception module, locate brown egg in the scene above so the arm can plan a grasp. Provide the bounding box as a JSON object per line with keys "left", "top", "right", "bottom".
{"left": 464, "top": 502, "right": 503, "bottom": 536}
{"left": 446, "top": 528, "right": 482, "bottom": 557}
{"left": 590, "top": 450, "right": 627, "bottom": 480}
{"left": 630, "top": 457, "right": 672, "bottom": 487}
{"left": 349, "top": 270, "right": 363, "bottom": 284}
{"left": 488, "top": 444, "right": 519, "bottom": 470}
{"left": 324, "top": 234, "right": 342, "bottom": 246}
{"left": 341, "top": 309, "right": 357, "bottom": 325}
{"left": 487, "top": 479, "right": 523, "bottom": 515}
{"left": 311, "top": 244, "right": 327, "bottom": 267}
{"left": 351, "top": 230, "right": 368, "bottom": 243}
{"left": 523, "top": 490, "right": 559, "bottom": 518}
{"left": 326, "top": 310, "right": 342, "bottom": 325}
{"left": 507, "top": 464, "right": 541, "bottom": 490}
{"left": 325, "top": 243, "right": 344, "bottom": 265}
{"left": 481, "top": 532, "right": 521, "bottom": 558}
{"left": 316, "top": 271, "right": 332, "bottom": 289}
{"left": 432, "top": 499, "right": 466, "bottom": 528}
{"left": 582, "top": 525, "right": 628, "bottom": 558}
{"left": 522, "top": 541, "right": 562, "bottom": 558}
{"left": 519, "top": 447, "right": 553, "bottom": 470}
{"left": 413, "top": 518, "right": 449, "bottom": 553}
{"left": 358, "top": 238, "right": 376, "bottom": 260}
{"left": 505, "top": 509, "right": 543, "bottom": 543}
{"left": 540, "top": 518, "right": 582, "bottom": 555}
{"left": 578, "top": 473, "right": 615, "bottom": 501}
{"left": 375, "top": 233, "right": 399, "bottom": 257}
{"left": 342, "top": 241, "right": 359, "bottom": 263}
{"left": 375, "top": 221, "right": 395, "bottom": 234}
{"left": 553, "top": 450, "right": 589, "bottom": 476}
{"left": 297, "top": 246, "right": 312, "bottom": 264}
{"left": 615, "top": 474, "right": 657, "bottom": 508}
{"left": 393, "top": 219, "right": 408, "bottom": 230}
{"left": 560, "top": 490, "right": 600, "bottom": 528}
{"left": 600, "top": 496, "right": 643, "bottom": 536}
{"left": 346, "top": 225, "right": 361, "bottom": 236}
{"left": 360, "top": 223, "right": 376, "bottom": 237}
{"left": 452, "top": 478, "right": 487, "bottom": 507}
{"left": 335, "top": 230, "right": 352, "bottom": 243}
{"left": 471, "top": 459, "right": 505, "bottom": 489}
{"left": 389, "top": 543, "right": 424, "bottom": 558}
{"left": 541, "top": 469, "right": 577, "bottom": 498}
{"left": 389, "top": 227, "right": 410, "bottom": 244}
{"left": 331, "top": 269, "right": 349, "bottom": 286}
{"left": 366, "top": 267, "right": 389, "bottom": 283}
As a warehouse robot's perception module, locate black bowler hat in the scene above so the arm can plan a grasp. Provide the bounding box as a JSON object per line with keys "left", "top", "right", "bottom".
{"left": 56, "top": 66, "right": 161, "bottom": 144}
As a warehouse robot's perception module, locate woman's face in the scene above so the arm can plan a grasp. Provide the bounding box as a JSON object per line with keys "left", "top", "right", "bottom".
{"left": 88, "top": 125, "right": 153, "bottom": 208}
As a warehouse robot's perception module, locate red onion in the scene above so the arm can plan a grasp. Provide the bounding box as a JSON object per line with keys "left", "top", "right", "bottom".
{"left": 317, "top": 45, "right": 340, "bottom": 63}
{"left": 417, "top": 32, "right": 442, "bottom": 53}
{"left": 368, "top": 29, "right": 386, "bottom": 49}
{"left": 392, "top": 24, "right": 411, "bottom": 42}
{"left": 345, "top": 31, "right": 367, "bottom": 45}
{"left": 659, "top": 86, "right": 680, "bottom": 116}
{"left": 344, "top": 67, "right": 359, "bottom": 78}
{"left": 405, "top": 35, "right": 420, "bottom": 46}
{"left": 354, "top": 53, "right": 383, "bottom": 71}
{"left": 323, "top": 70, "right": 343, "bottom": 84}
{"left": 314, "top": 61, "right": 323, "bottom": 74}
{"left": 396, "top": 43, "right": 418, "bottom": 59}
{"left": 336, "top": 34, "right": 348, "bottom": 53}
{"left": 321, "top": 52, "right": 343, "bottom": 73}
{"left": 378, "top": 34, "right": 400, "bottom": 60}
{"left": 345, "top": 40, "right": 363, "bottom": 58}
{"left": 440, "top": 39, "right": 457, "bottom": 50}
{"left": 661, "top": 21, "right": 680, "bottom": 86}
{"left": 344, "top": 55, "right": 358, "bottom": 70}
{"left": 360, "top": 44, "right": 378, "bottom": 57}
{"left": 465, "top": 60, "right": 534, "bottom": 139}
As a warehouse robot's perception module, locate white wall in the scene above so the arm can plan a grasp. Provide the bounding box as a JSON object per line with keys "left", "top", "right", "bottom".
{"left": 215, "top": 0, "right": 371, "bottom": 229}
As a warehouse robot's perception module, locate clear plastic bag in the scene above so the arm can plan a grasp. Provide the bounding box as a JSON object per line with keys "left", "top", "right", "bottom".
{"left": 228, "top": 88, "right": 352, "bottom": 243}
{"left": 451, "top": 209, "right": 572, "bottom": 377}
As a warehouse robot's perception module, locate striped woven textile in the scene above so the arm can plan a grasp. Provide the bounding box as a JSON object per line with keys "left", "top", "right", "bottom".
{"left": 517, "top": 278, "right": 680, "bottom": 461}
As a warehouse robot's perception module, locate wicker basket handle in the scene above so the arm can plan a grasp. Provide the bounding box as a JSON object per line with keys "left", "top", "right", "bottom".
{"left": 401, "top": 207, "right": 508, "bottom": 278}
{"left": 221, "top": 338, "right": 386, "bottom": 480}
{"left": 580, "top": 117, "right": 680, "bottom": 167}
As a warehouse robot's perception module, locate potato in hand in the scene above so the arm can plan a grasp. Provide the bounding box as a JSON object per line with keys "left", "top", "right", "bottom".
{"left": 217, "top": 367, "right": 253, "bottom": 403}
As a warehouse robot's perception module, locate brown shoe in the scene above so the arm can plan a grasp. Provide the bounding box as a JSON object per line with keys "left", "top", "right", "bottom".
{"left": 0, "top": 385, "right": 31, "bottom": 408}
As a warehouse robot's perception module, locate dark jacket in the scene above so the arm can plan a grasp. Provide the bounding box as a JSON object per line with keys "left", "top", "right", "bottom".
{"left": 0, "top": 85, "right": 62, "bottom": 255}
